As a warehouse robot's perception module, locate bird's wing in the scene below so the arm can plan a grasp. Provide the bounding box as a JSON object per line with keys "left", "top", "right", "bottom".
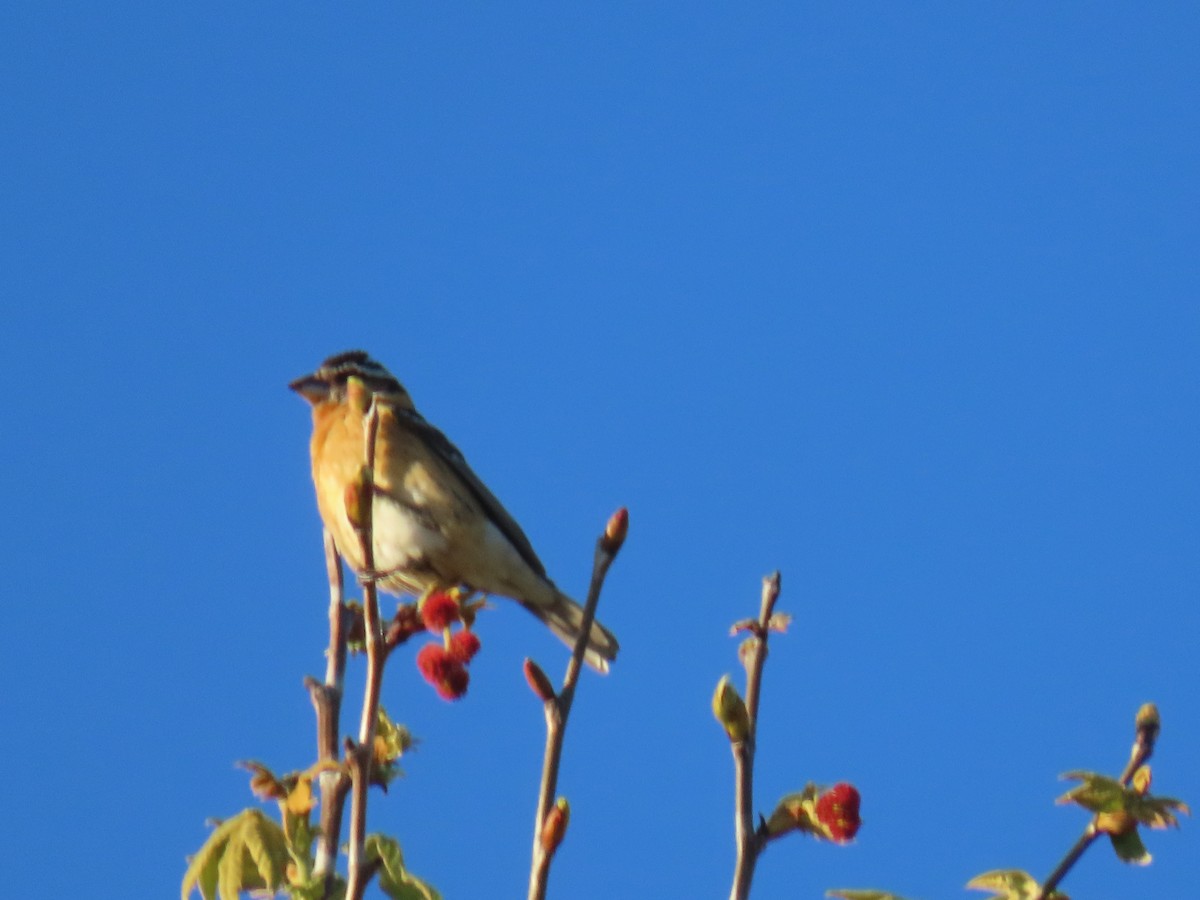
{"left": 389, "top": 405, "right": 549, "bottom": 578}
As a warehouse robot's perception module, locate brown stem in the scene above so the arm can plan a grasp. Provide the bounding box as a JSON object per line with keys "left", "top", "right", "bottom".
{"left": 729, "top": 572, "right": 782, "bottom": 900}
{"left": 1034, "top": 708, "right": 1159, "bottom": 900}
{"left": 345, "top": 402, "right": 389, "bottom": 900}
{"left": 527, "top": 528, "right": 620, "bottom": 900}
{"left": 309, "top": 530, "right": 351, "bottom": 893}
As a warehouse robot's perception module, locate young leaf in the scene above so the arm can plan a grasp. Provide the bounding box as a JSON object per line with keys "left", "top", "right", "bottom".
{"left": 729, "top": 618, "right": 758, "bottom": 636}
{"left": 237, "top": 760, "right": 288, "bottom": 801}
{"left": 1059, "top": 770, "right": 1190, "bottom": 832}
{"left": 239, "top": 808, "right": 288, "bottom": 889}
{"left": 181, "top": 815, "right": 243, "bottom": 900}
{"left": 767, "top": 612, "right": 792, "bottom": 633}
{"left": 965, "top": 869, "right": 1042, "bottom": 900}
{"left": 827, "top": 891, "right": 915, "bottom": 900}
{"left": 286, "top": 777, "right": 316, "bottom": 816}
{"left": 1128, "top": 791, "right": 1190, "bottom": 830}
{"left": 288, "top": 873, "right": 347, "bottom": 900}
{"left": 181, "top": 809, "right": 287, "bottom": 900}
{"left": 1056, "top": 772, "right": 1126, "bottom": 813}
{"left": 1109, "top": 828, "right": 1152, "bottom": 865}
{"left": 283, "top": 805, "right": 318, "bottom": 864}
{"left": 365, "top": 834, "right": 442, "bottom": 900}
{"left": 372, "top": 706, "right": 415, "bottom": 788}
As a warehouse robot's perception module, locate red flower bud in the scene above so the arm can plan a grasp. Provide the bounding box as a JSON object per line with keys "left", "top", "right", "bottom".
{"left": 416, "top": 643, "right": 470, "bottom": 700}
{"left": 420, "top": 591, "right": 460, "bottom": 632}
{"left": 435, "top": 663, "right": 469, "bottom": 700}
{"left": 815, "top": 783, "right": 861, "bottom": 843}
{"left": 448, "top": 629, "right": 481, "bottom": 664}
{"left": 416, "top": 643, "right": 452, "bottom": 684}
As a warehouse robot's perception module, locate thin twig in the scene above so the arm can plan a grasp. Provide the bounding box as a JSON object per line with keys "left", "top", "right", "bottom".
{"left": 729, "top": 571, "right": 782, "bottom": 900}
{"left": 345, "top": 401, "right": 387, "bottom": 900}
{"left": 308, "top": 531, "right": 350, "bottom": 887}
{"left": 1033, "top": 706, "right": 1159, "bottom": 900}
{"left": 527, "top": 521, "right": 622, "bottom": 900}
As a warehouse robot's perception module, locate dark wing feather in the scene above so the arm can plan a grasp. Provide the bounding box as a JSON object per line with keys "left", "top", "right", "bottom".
{"left": 390, "top": 407, "right": 548, "bottom": 578}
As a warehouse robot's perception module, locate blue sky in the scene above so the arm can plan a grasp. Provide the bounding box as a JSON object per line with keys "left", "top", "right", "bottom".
{"left": 3, "top": 3, "right": 1197, "bottom": 898}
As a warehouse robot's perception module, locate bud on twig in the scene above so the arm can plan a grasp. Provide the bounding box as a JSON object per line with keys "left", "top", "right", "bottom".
{"left": 712, "top": 674, "right": 750, "bottom": 742}
{"left": 1132, "top": 765, "right": 1152, "bottom": 796}
{"left": 540, "top": 797, "right": 570, "bottom": 855}
{"left": 764, "top": 795, "right": 804, "bottom": 838}
{"left": 524, "top": 658, "right": 557, "bottom": 703}
{"left": 600, "top": 507, "right": 629, "bottom": 556}
{"left": 383, "top": 603, "right": 423, "bottom": 651}
{"left": 1095, "top": 809, "right": 1136, "bottom": 836}
{"left": 1135, "top": 703, "right": 1160, "bottom": 748}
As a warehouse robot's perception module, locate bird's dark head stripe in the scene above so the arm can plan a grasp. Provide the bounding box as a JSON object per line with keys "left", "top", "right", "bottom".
{"left": 314, "top": 350, "right": 403, "bottom": 392}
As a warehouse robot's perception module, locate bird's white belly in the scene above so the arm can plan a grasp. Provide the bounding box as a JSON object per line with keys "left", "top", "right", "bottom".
{"left": 370, "top": 494, "right": 447, "bottom": 570}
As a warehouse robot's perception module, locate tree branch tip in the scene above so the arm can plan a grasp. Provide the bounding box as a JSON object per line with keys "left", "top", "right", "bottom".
{"left": 1135, "top": 702, "right": 1161, "bottom": 745}
{"left": 599, "top": 506, "right": 629, "bottom": 556}
{"left": 763, "top": 571, "right": 781, "bottom": 598}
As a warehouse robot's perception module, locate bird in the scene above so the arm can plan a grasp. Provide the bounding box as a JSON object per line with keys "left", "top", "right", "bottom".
{"left": 290, "top": 350, "right": 619, "bottom": 672}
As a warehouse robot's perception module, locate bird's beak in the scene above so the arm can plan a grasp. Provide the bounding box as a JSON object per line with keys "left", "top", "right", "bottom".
{"left": 288, "top": 373, "right": 329, "bottom": 405}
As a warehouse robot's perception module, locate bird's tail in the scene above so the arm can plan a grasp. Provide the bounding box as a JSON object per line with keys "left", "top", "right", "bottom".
{"left": 520, "top": 584, "right": 619, "bottom": 674}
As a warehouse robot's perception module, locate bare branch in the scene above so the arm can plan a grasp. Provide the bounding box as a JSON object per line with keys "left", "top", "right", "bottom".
{"left": 345, "top": 402, "right": 390, "bottom": 900}
{"left": 309, "top": 531, "right": 351, "bottom": 890}
{"left": 527, "top": 510, "right": 625, "bottom": 900}
{"left": 729, "top": 571, "right": 782, "bottom": 900}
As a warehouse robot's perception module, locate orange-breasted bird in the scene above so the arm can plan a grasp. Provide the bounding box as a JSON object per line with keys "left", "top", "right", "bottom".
{"left": 290, "top": 351, "right": 618, "bottom": 672}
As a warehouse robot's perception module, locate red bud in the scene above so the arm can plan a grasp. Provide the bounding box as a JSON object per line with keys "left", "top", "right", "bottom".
{"left": 523, "top": 658, "right": 556, "bottom": 702}
{"left": 601, "top": 507, "right": 629, "bottom": 555}
{"left": 540, "top": 797, "right": 570, "bottom": 854}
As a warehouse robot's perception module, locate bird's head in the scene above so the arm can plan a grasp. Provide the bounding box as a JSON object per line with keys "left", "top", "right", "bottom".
{"left": 289, "top": 350, "right": 412, "bottom": 408}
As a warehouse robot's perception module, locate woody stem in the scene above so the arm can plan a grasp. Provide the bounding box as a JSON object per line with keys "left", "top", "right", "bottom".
{"left": 527, "top": 531, "right": 618, "bottom": 900}
{"left": 345, "top": 402, "right": 387, "bottom": 900}
{"left": 307, "top": 530, "right": 351, "bottom": 893}
{"left": 729, "top": 572, "right": 782, "bottom": 900}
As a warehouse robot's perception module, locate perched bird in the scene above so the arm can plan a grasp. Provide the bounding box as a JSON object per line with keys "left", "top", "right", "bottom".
{"left": 290, "top": 350, "right": 618, "bottom": 672}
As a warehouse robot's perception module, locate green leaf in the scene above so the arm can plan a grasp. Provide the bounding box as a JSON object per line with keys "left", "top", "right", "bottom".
{"left": 965, "top": 869, "right": 1041, "bottom": 900}
{"left": 1109, "top": 828, "right": 1152, "bottom": 865}
{"left": 283, "top": 806, "right": 318, "bottom": 875}
{"left": 1128, "top": 791, "right": 1190, "bottom": 830}
{"left": 1059, "top": 771, "right": 1190, "bottom": 831}
{"left": 765, "top": 783, "right": 822, "bottom": 838}
{"left": 181, "top": 809, "right": 287, "bottom": 900}
{"left": 289, "top": 874, "right": 346, "bottom": 900}
{"left": 239, "top": 808, "right": 288, "bottom": 889}
{"left": 365, "top": 834, "right": 442, "bottom": 900}
{"left": 372, "top": 706, "right": 415, "bottom": 789}
{"left": 216, "top": 825, "right": 247, "bottom": 900}
{"left": 182, "top": 815, "right": 244, "bottom": 900}
{"left": 827, "top": 891, "right": 915, "bottom": 900}
{"left": 1056, "top": 772, "right": 1126, "bottom": 813}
